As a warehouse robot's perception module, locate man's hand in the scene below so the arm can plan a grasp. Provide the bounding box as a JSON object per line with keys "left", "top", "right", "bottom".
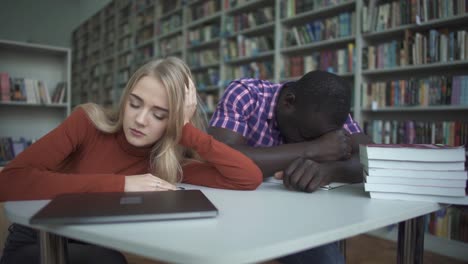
{"left": 280, "top": 157, "right": 331, "bottom": 193}
{"left": 304, "top": 129, "right": 352, "bottom": 162}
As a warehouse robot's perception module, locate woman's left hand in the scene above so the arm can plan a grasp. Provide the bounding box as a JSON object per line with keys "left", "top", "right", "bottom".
{"left": 184, "top": 78, "right": 197, "bottom": 125}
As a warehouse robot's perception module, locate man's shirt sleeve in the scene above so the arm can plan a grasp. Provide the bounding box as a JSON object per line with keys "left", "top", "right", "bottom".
{"left": 209, "top": 81, "right": 255, "bottom": 137}
{"left": 343, "top": 114, "right": 362, "bottom": 134}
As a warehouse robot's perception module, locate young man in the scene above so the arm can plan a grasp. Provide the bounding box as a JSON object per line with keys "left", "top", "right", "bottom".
{"left": 209, "top": 70, "right": 371, "bottom": 192}
{"left": 208, "top": 70, "right": 372, "bottom": 264}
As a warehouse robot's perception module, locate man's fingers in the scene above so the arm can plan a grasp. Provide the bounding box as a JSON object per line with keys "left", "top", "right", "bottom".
{"left": 283, "top": 158, "right": 304, "bottom": 189}
{"left": 289, "top": 161, "right": 309, "bottom": 190}
{"left": 305, "top": 164, "right": 322, "bottom": 193}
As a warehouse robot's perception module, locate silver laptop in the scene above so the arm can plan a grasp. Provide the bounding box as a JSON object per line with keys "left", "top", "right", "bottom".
{"left": 30, "top": 190, "right": 218, "bottom": 225}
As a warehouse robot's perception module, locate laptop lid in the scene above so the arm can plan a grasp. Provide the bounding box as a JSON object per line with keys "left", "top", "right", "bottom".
{"left": 30, "top": 190, "right": 218, "bottom": 225}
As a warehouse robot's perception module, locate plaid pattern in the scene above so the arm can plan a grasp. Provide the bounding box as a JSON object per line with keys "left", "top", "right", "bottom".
{"left": 210, "top": 78, "right": 361, "bottom": 147}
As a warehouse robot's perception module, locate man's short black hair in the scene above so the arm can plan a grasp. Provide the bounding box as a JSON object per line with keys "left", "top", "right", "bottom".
{"left": 289, "top": 70, "right": 352, "bottom": 126}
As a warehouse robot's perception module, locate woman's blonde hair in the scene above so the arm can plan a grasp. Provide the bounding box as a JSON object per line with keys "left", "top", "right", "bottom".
{"left": 79, "top": 57, "right": 207, "bottom": 184}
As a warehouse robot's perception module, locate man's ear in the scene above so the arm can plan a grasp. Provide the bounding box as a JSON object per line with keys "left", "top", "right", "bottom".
{"left": 283, "top": 92, "right": 296, "bottom": 109}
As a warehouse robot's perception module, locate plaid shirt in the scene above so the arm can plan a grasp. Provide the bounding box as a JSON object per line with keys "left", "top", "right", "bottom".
{"left": 209, "top": 78, "right": 361, "bottom": 147}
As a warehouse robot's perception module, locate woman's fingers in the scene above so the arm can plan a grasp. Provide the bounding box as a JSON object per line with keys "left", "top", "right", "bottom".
{"left": 152, "top": 177, "right": 177, "bottom": 191}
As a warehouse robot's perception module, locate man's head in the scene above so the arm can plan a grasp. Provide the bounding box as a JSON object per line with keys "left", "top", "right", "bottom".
{"left": 275, "top": 70, "right": 351, "bottom": 143}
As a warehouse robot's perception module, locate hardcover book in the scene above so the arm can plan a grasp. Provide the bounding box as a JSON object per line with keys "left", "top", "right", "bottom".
{"left": 364, "top": 183, "right": 466, "bottom": 197}
{"left": 369, "top": 192, "right": 468, "bottom": 205}
{"left": 360, "top": 144, "right": 466, "bottom": 162}
{"left": 365, "top": 167, "right": 467, "bottom": 179}
{"left": 361, "top": 158, "right": 465, "bottom": 171}
{"left": 364, "top": 172, "right": 466, "bottom": 187}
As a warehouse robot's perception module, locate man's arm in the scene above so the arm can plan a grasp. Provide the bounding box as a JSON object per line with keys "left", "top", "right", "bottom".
{"left": 321, "top": 132, "right": 373, "bottom": 184}
{"left": 208, "top": 126, "right": 353, "bottom": 178}
{"left": 279, "top": 132, "right": 373, "bottom": 192}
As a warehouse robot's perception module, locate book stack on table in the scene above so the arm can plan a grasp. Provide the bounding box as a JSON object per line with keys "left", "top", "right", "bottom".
{"left": 359, "top": 144, "right": 468, "bottom": 205}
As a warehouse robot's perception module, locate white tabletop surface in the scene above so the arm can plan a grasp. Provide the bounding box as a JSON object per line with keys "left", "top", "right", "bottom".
{"left": 4, "top": 183, "right": 442, "bottom": 264}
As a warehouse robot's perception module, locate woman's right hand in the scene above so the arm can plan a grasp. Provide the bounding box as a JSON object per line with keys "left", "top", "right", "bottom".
{"left": 183, "top": 78, "right": 197, "bottom": 125}
{"left": 124, "top": 173, "right": 177, "bottom": 192}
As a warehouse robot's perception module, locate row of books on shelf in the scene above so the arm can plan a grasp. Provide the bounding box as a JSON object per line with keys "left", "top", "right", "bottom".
{"left": 188, "top": 0, "right": 220, "bottom": 22}
{"left": 225, "top": 35, "right": 274, "bottom": 59}
{"left": 363, "top": 29, "right": 468, "bottom": 69}
{"left": 361, "top": 75, "right": 468, "bottom": 109}
{"left": 281, "top": 0, "right": 350, "bottom": 18}
{"left": 364, "top": 120, "right": 468, "bottom": 146}
{"left": 136, "top": 9, "right": 155, "bottom": 28}
{"left": 225, "top": 61, "right": 274, "bottom": 80}
{"left": 158, "top": 15, "right": 182, "bottom": 36}
{"left": 158, "top": 0, "right": 181, "bottom": 14}
{"left": 364, "top": 0, "right": 467, "bottom": 33}
{"left": 425, "top": 207, "right": 468, "bottom": 242}
{"left": 284, "top": 12, "right": 355, "bottom": 47}
{"left": 283, "top": 45, "right": 354, "bottom": 78}
{"left": 199, "top": 93, "right": 218, "bottom": 114}
{"left": 135, "top": 27, "right": 154, "bottom": 45}
{"left": 118, "top": 36, "right": 132, "bottom": 51}
{"left": 224, "top": 0, "right": 254, "bottom": 9}
{"left": 188, "top": 24, "right": 220, "bottom": 45}
{"left": 193, "top": 68, "right": 220, "bottom": 89}
{"left": 188, "top": 50, "right": 220, "bottom": 68}
{"left": 0, "top": 137, "right": 33, "bottom": 163}
{"left": 224, "top": 6, "right": 274, "bottom": 33}
{"left": 360, "top": 143, "right": 467, "bottom": 205}
{"left": 136, "top": 45, "right": 154, "bottom": 63}
{"left": 0, "top": 73, "right": 67, "bottom": 104}
{"left": 159, "top": 35, "right": 183, "bottom": 55}
{"left": 386, "top": 206, "right": 468, "bottom": 243}
{"left": 364, "top": 0, "right": 412, "bottom": 33}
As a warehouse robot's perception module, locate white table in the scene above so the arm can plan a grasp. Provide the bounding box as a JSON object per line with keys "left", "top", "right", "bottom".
{"left": 4, "top": 183, "right": 442, "bottom": 264}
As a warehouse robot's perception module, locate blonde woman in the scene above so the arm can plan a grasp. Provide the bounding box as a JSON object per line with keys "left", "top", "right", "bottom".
{"left": 0, "top": 57, "right": 262, "bottom": 264}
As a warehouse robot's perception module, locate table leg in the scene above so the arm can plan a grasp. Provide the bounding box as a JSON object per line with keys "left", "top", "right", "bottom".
{"left": 39, "top": 230, "right": 68, "bottom": 264}
{"left": 338, "top": 239, "right": 346, "bottom": 260}
{"left": 397, "top": 216, "right": 425, "bottom": 264}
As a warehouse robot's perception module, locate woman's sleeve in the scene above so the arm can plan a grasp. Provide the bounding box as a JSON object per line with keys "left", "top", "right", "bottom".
{"left": 180, "top": 123, "right": 262, "bottom": 190}
{"left": 0, "top": 108, "right": 125, "bottom": 201}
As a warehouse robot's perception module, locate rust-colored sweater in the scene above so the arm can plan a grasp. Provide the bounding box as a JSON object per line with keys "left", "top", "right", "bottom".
{"left": 0, "top": 108, "right": 262, "bottom": 201}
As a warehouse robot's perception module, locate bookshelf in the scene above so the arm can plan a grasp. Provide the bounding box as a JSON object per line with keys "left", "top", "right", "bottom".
{"left": 360, "top": 0, "right": 468, "bottom": 147}
{"left": 186, "top": 0, "right": 222, "bottom": 114}
{"left": 70, "top": 0, "right": 468, "bottom": 123}
{"left": 0, "top": 39, "right": 71, "bottom": 165}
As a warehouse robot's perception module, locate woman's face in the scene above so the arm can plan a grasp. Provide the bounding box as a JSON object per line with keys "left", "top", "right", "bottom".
{"left": 123, "top": 76, "right": 169, "bottom": 147}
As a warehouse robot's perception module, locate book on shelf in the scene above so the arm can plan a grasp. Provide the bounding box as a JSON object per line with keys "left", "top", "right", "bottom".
{"left": 0, "top": 137, "right": 32, "bottom": 163}
{"left": 51, "top": 82, "right": 68, "bottom": 103}
{"left": 364, "top": 120, "right": 468, "bottom": 147}
{"left": 360, "top": 144, "right": 466, "bottom": 162}
{"left": 2, "top": 77, "right": 55, "bottom": 104}
{"left": 0, "top": 72, "right": 10, "bottom": 101}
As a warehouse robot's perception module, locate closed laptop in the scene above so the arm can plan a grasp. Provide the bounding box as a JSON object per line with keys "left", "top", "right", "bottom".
{"left": 30, "top": 190, "right": 218, "bottom": 225}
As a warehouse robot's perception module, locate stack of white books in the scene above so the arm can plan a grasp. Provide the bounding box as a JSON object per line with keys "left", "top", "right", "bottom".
{"left": 359, "top": 144, "right": 468, "bottom": 205}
